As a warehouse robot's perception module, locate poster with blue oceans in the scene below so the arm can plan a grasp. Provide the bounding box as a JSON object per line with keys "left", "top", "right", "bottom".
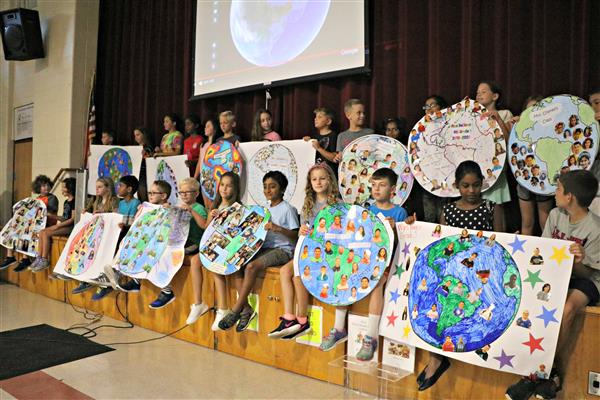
{"left": 380, "top": 222, "right": 573, "bottom": 376}
{"left": 508, "top": 95, "right": 599, "bottom": 195}
{"left": 113, "top": 202, "right": 191, "bottom": 288}
{"left": 296, "top": 204, "right": 394, "bottom": 306}
{"left": 53, "top": 212, "right": 123, "bottom": 282}
{"left": 239, "top": 140, "right": 315, "bottom": 211}
{"left": 200, "top": 203, "right": 270, "bottom": 275}
{"left": 200, "top": 141, "right": 243, "bottom": 202}
{"left": 145, "top": 155, "right": 189, "bottom": 206}
{"left": 339, "top": 135, "right": 413, "bottom": 206}
{"left": 87, "top": 145, "right": 143, "bottom": 194}
{"left": 409, "top": 98, "right": 504, "bottom": 197}
{"left": 0, "top": 198, "right": 46, "bottom": 257}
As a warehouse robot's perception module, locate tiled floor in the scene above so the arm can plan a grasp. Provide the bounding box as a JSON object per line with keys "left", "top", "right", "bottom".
{"left": 0, "top": 283, "right": 364, "bottom": 399}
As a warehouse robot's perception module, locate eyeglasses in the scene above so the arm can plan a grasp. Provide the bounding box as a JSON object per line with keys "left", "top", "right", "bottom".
{"left": 148, "top": 191, "right": 165, "bottom": 195}
{"left": 422, "top": 104, "right": 437, "bottom": 110}
{"left": 179, "top": 191, "right": 197, "bottom": 195}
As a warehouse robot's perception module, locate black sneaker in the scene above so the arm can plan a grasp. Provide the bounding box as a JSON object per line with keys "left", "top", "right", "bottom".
{"left": 218, "top": 311, "right": 241, "bottom": 331}
{"left": 506, "top": 377, "right": 537, "bottom": 400}
{"left": 72, "top": 282, "right": 94, "bottom": 294}
{"left": 118, "top": 278, "right": 141, "bottom": 293}
{"left": 236, "top": 306, "right": 257, "bottom": 332}
{"left": 91, "top": 287, "right": 113, "bottom": 301}
{"left": 0, "top": 256, "right": 17, "bottom": 270}
{"left": 268, "top": 317, "right": 300, "bottom": 339}
{"left": 13, "top": 258, "right": 32, "bottom": 272}
{"left": 281, "top": 320, "right": 312, "bottom": 340}
{"left": 149, "top": 289, "right": 175, "bottom": 309}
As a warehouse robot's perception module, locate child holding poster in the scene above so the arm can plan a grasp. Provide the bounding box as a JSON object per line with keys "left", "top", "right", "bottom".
{"left": 219, "top": 171, "right": 299, "bottom": 332}
{"left": 268, "top": 163, "right": 341, "bottom": 339}
{"left": 417, "top": 161, "right": 502, "bottom": 391}
{"left": 251, "top": 108, "right": 281, "bottom": 142}
{"left": 506, "top": 170, "right": 600, "bottom": 400}
{"left": 303, "top": 107, "right": 338, "bottom": 174}
{"left": 318, "top": 168, "right": 411, "bottom": 356}
{"left": 334, "top": 99, "right": 374, "bottom": 159}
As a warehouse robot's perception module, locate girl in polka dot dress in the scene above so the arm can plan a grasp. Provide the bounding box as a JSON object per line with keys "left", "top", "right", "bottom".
{"left": 416, "top": 160, "right": 502, "bottom": 391}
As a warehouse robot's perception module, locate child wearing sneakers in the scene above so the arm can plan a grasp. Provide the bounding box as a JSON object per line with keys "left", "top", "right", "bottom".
{"left": 218, "top": 171, "right": 299, "bottom": 332}
{"left": 29, "top": 178, "right": 77, "bottom": 273}
{"left": 268, "top": 163, "right": 341, "bottom": 340}
{"left": 319, "top": 168, "right": 410, "bottom": 355}
{"left": 506, "top": 170, "right": 600, "bottom": 400}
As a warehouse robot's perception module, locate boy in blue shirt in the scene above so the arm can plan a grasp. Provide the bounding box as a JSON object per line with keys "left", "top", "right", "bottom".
{"left": 320, "top": 168, "right": 413, "bottom": 359}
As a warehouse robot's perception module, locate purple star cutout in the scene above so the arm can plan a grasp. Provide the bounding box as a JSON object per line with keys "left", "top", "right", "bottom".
{"left": 402, "top": 242, "right": 411, "bottom": 257}
{"left": 507, "top": 234, "right": 527, "bottom": 255}
{"left": 389, "top": 289, "right": 401, "bottom": 304}
{"left": 494, "top": 349, "right": 515, "bottom": 369}
{"left": 536, "top": 306, "right": 559, "bottom": 328}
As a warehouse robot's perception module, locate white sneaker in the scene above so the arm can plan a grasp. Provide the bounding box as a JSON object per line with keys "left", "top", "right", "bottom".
{"left": 186, "top": 303, "right": 210, "bottom": 325}
{"left": 212, "top": 309, "right": 231, "bottom": 331}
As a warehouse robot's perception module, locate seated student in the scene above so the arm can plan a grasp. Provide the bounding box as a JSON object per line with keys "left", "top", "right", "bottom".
{"left": 219, "top": 171, "right": 299, "bottom": 332}
{"left": 115, "top": 180, "right": 183, "bottom": 309}
{"left": 506, "top": 170, "right": 600, "bottom": 400}
{"left": 320, "top": 168, "right": 412, "bottom": 360}
{"left": 91, "top": 175, "right": 142, "bottom": 299}
{"left": 2, "top": 175, "right": 60, "bottom": 272}
{"left": 217, "top": 111, "right": 242, "bottom": 146}
{"left": 333, "top": 99, "right": 374, "bottom": 162}
{"left": 70, "top": 177, "right": 120, "bottom": 294}
{"left": 268, "top": 163, "right": 340, "bottom": 339}
{"left": 303, "top": 107, "right": 338, "bottom": 174}
{"left": 30, "top": 178, "right": 77, "bottom": 272}
{"left": 251, "top": 108, "right": 281, "bottom": 141}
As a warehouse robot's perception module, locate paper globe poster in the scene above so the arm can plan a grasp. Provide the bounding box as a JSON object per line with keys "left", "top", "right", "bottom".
{"left": 53, "top": 213, "right": 123, "bottom": 283}
{"left": 200, "top": 141, "right": 243, "bottom": 201}
{"left": 508, "top": 95, "right": 599, "bottom": 195}
{"left": 296, "top": 203, "right": 394, "bottom": 306}
{"left": 200, "top": 203, "right": 270, "bottom": 275}
{"left": 0, "top": 197, "right": 46, "bottom": 257}
{"left": 380, "top": 221, "right": 574, "bottom": 376}
{"left": 145, "top": 155, "right": 189, "bottom": 206}
{"left": 339, "top": 135, "right": 413, "bottom": 206}
{"left": 113, "top": 202, "right": 191, "bottom": 288}
{"left": 87, "top": 145, "right": 143, "bottom": 194}
{"left": 409, "top": 98, "right": 505, "bottom": 197}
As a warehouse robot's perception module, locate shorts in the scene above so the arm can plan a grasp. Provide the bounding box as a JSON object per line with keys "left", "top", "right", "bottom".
{"left": 251, "top": 247, "right": 291, "bottom": 269}
{"left": 482, "top": 171, "right": 511, "bottom": 204}
{"left": 184, "top": 241, "right": 199, "bottom": 255}
{"left": 516, "top": 185, "right": 554, "bottom": 202}
{"left": 569, "top": 278, "right": 600, "bottom": 305}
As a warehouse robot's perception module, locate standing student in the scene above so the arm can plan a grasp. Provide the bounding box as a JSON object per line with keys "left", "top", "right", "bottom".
{"left": 268, "top": 163, "right": 341, "bottom": 339}
{"left": 417, "top": 161, "right": 501, "bottom": 391}
{"left": 334, "top": 99, "right": 374, "bottom": 159}
{"left": 251, "top": 109, "right": 281, "bottom": 141}
{"left": 29, "top": 178, "right": 77, "bottom": 272}
{"left": 303, "top": 107, "right": 338, "bottom": 174}
{"left": 506, "top": 171, "right": 600, "bottom": 400}
{"left": 588, "top": 88, "right": 600, "bottom": 216}
{"left": 476, "top": 81, "right": 514, "bottom": 232}
{"left": 219, "top": 171, "right": 299, "bottom": 332}
{"left": 133, "top": 126, "right": 154, "bottom": 202}
{"left": 513, "top": 95, "right": 554, "bottom": 235}
{"left": 155, "top": 113, "right": 183, "bottom": 156}
{"left": 183, "top": 114, "right": 205, "bottom": 176}
{"left": 217, "top": 111, "right": 242, "bottom": 146}
{"left": 206, "top": 172, "right": 243, "bottom": 330}
{"left": 70, "top": 177, "right": 120, "bottom": 295}
{"left": 193, "top": 117, "right": 224, "bottom": 210}
{"left": 421, "top": 95, "right": 449, "bottom": 223}
{"left": 382, "top": 117, "right": 408, "bottom": 144}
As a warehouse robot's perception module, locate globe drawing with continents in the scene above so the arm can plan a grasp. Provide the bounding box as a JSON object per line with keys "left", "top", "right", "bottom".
{"left": 230, "top": 0, "right": 330, "bottom": 67}
{"left": 408, "top": 233, "right": 521, "bottom": 353}
{"left": 98, "top": 148, "right": 133, "bottom": 188}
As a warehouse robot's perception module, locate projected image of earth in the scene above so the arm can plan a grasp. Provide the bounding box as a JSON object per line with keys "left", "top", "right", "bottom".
{"left": 230, "top": 0, "right": 330, "bottom": 67}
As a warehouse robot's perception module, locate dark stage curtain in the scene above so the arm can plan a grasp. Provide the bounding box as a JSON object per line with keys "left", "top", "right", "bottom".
{"left": 95, "top": 0, "right": 600, "bottom": 228}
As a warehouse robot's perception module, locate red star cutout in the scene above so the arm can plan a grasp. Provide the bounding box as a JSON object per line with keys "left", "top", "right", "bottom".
{"left": 387, "top": 311, "right": 398, "bottom": 327}
{"left": 522, "top": 333, "right": 544, "bottom": 354}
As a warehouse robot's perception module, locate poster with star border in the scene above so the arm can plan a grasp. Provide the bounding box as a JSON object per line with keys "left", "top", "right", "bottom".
{"left": 380, "top": 221, "right": 573, "bottom": 376}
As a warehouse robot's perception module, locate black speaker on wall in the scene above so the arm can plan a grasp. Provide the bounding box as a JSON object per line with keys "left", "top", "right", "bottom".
{"left": 0, "top": 8, "right": 44, "bottom": 61}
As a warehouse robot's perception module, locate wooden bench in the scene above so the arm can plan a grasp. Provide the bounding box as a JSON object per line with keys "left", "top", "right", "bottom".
{"left": 2, "top": 236, "right": 599, "bottom": 398}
